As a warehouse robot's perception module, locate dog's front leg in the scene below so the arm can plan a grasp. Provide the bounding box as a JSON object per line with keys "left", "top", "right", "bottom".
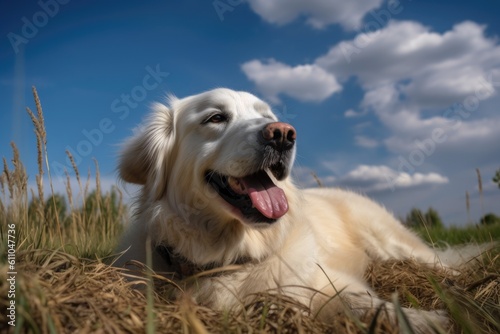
{"left": 311, "top": 272, "right": 448, "bottom": 334}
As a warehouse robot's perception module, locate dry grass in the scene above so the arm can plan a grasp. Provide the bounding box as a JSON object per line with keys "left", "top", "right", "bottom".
{"left": 1, "top": 249, "right": 498, "bottom": 333}
{"left": 1, "top": 88, "right": 499, "bottom": 333}
{"left": 0, "top": 249, "right": 337, "bottom": 333}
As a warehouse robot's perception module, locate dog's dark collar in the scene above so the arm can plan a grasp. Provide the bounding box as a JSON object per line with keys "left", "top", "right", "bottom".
{"left": 156, "top": 245, "right": 252, "bottom": 279}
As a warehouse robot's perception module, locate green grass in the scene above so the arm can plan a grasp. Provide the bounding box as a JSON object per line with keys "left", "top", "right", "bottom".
{"left": 414, "top": 223, "right": 500, "bottom": 246}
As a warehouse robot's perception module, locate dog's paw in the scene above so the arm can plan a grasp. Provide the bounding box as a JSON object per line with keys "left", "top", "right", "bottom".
{"left": 401, "top": 308, "right": 449, "bottom": 334}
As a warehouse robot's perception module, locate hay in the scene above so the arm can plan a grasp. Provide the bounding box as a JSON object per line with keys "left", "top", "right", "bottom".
{"left": 1, "top": 248, "right": 498, "bottom": 333}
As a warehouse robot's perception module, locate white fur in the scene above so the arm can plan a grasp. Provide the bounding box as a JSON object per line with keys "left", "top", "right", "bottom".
{"left": 115, "top": 88, "right": 452, "bottom": 332}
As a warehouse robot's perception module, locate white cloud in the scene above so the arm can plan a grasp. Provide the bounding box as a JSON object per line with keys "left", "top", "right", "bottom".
{"left": 313, "top": 20, "right": 500, "bottom": 157}
{"left": 316, "top": 20, "right": 500, "bottom": 108}
{"left": 354, "top": 135, "right": 379, "bottom": 148}
{"left": 337, "top": 165, "right": 448, "bottom": 192}
{"left": 344, "top": 108, "right": 367, "bottom": 118}
{"left": 247, "top": 0, "right": 384, "bottom": 30}
{"left": 241, "top": 59, "right": 341, "bottom": 103}
{"left": 293, "top": 163, "right": 449, "bottom": 193}
{"left": 350, "top": 81, "right": 500, "bottom": 157}
{"left": 383, "top": 112, "right": 500, "bottom": 154}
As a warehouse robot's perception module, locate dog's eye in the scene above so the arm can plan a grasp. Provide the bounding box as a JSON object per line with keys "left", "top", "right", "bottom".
{"left": 205, "top": 114, "right": 227, "bottom": 124}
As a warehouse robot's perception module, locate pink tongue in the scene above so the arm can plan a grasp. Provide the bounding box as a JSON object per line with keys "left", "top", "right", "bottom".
{"left": 240, "top": 172, "right": 288, "bottom": 219}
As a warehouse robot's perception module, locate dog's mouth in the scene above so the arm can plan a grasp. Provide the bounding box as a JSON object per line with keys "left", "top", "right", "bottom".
{"left": 205, "top": 169, "right": 288, "bottom": 224}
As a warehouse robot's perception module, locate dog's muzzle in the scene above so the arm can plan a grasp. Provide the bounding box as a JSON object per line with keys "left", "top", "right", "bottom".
{"left": 205, "top": 122, "right": 296, "bottom": 223}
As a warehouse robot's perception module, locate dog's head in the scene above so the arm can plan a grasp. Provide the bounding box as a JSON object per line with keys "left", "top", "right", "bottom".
{"left": 119, "top": 88, "right": 296, "bottom": 227}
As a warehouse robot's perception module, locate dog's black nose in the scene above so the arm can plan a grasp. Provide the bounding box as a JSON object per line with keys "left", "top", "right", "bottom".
{"left": 262, "top": 122, "right": 296, "bottom": 152}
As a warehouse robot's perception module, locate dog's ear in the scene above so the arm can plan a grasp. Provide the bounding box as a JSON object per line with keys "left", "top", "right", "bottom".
{"left": 119, "top": 102, "right": 174, "bottom": 199}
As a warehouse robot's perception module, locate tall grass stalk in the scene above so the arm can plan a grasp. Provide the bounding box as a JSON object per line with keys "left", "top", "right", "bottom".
{"left": 466, "top": 190, "right": 471, "bottom": 225}
{"left": 476, "top": 168, "right": 485, "bottom": 222}
{"left": 0, "top": 88, "right": 126, "bottom": 259}
{"left": 146, "top": 237, "right": 156, "bottom": 334}
{"left": 310, "top": 171, "right": 323, "bottom": 187}
{"left": 26, "top": 86, "right": 64, "bottom": 246}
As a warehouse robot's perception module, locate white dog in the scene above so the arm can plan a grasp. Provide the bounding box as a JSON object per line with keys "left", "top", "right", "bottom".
{"left": 115, "top": 88, "right": 451, "bottom": 332}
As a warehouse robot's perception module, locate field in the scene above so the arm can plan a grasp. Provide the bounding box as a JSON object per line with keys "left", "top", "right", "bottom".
{"left": 1, "top": 89, "right": 499, "bottom": 333}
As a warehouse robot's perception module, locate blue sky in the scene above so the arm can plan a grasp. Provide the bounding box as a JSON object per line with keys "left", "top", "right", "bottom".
{"left": 1, "top": 0, "right": 499, "bottom": 226}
